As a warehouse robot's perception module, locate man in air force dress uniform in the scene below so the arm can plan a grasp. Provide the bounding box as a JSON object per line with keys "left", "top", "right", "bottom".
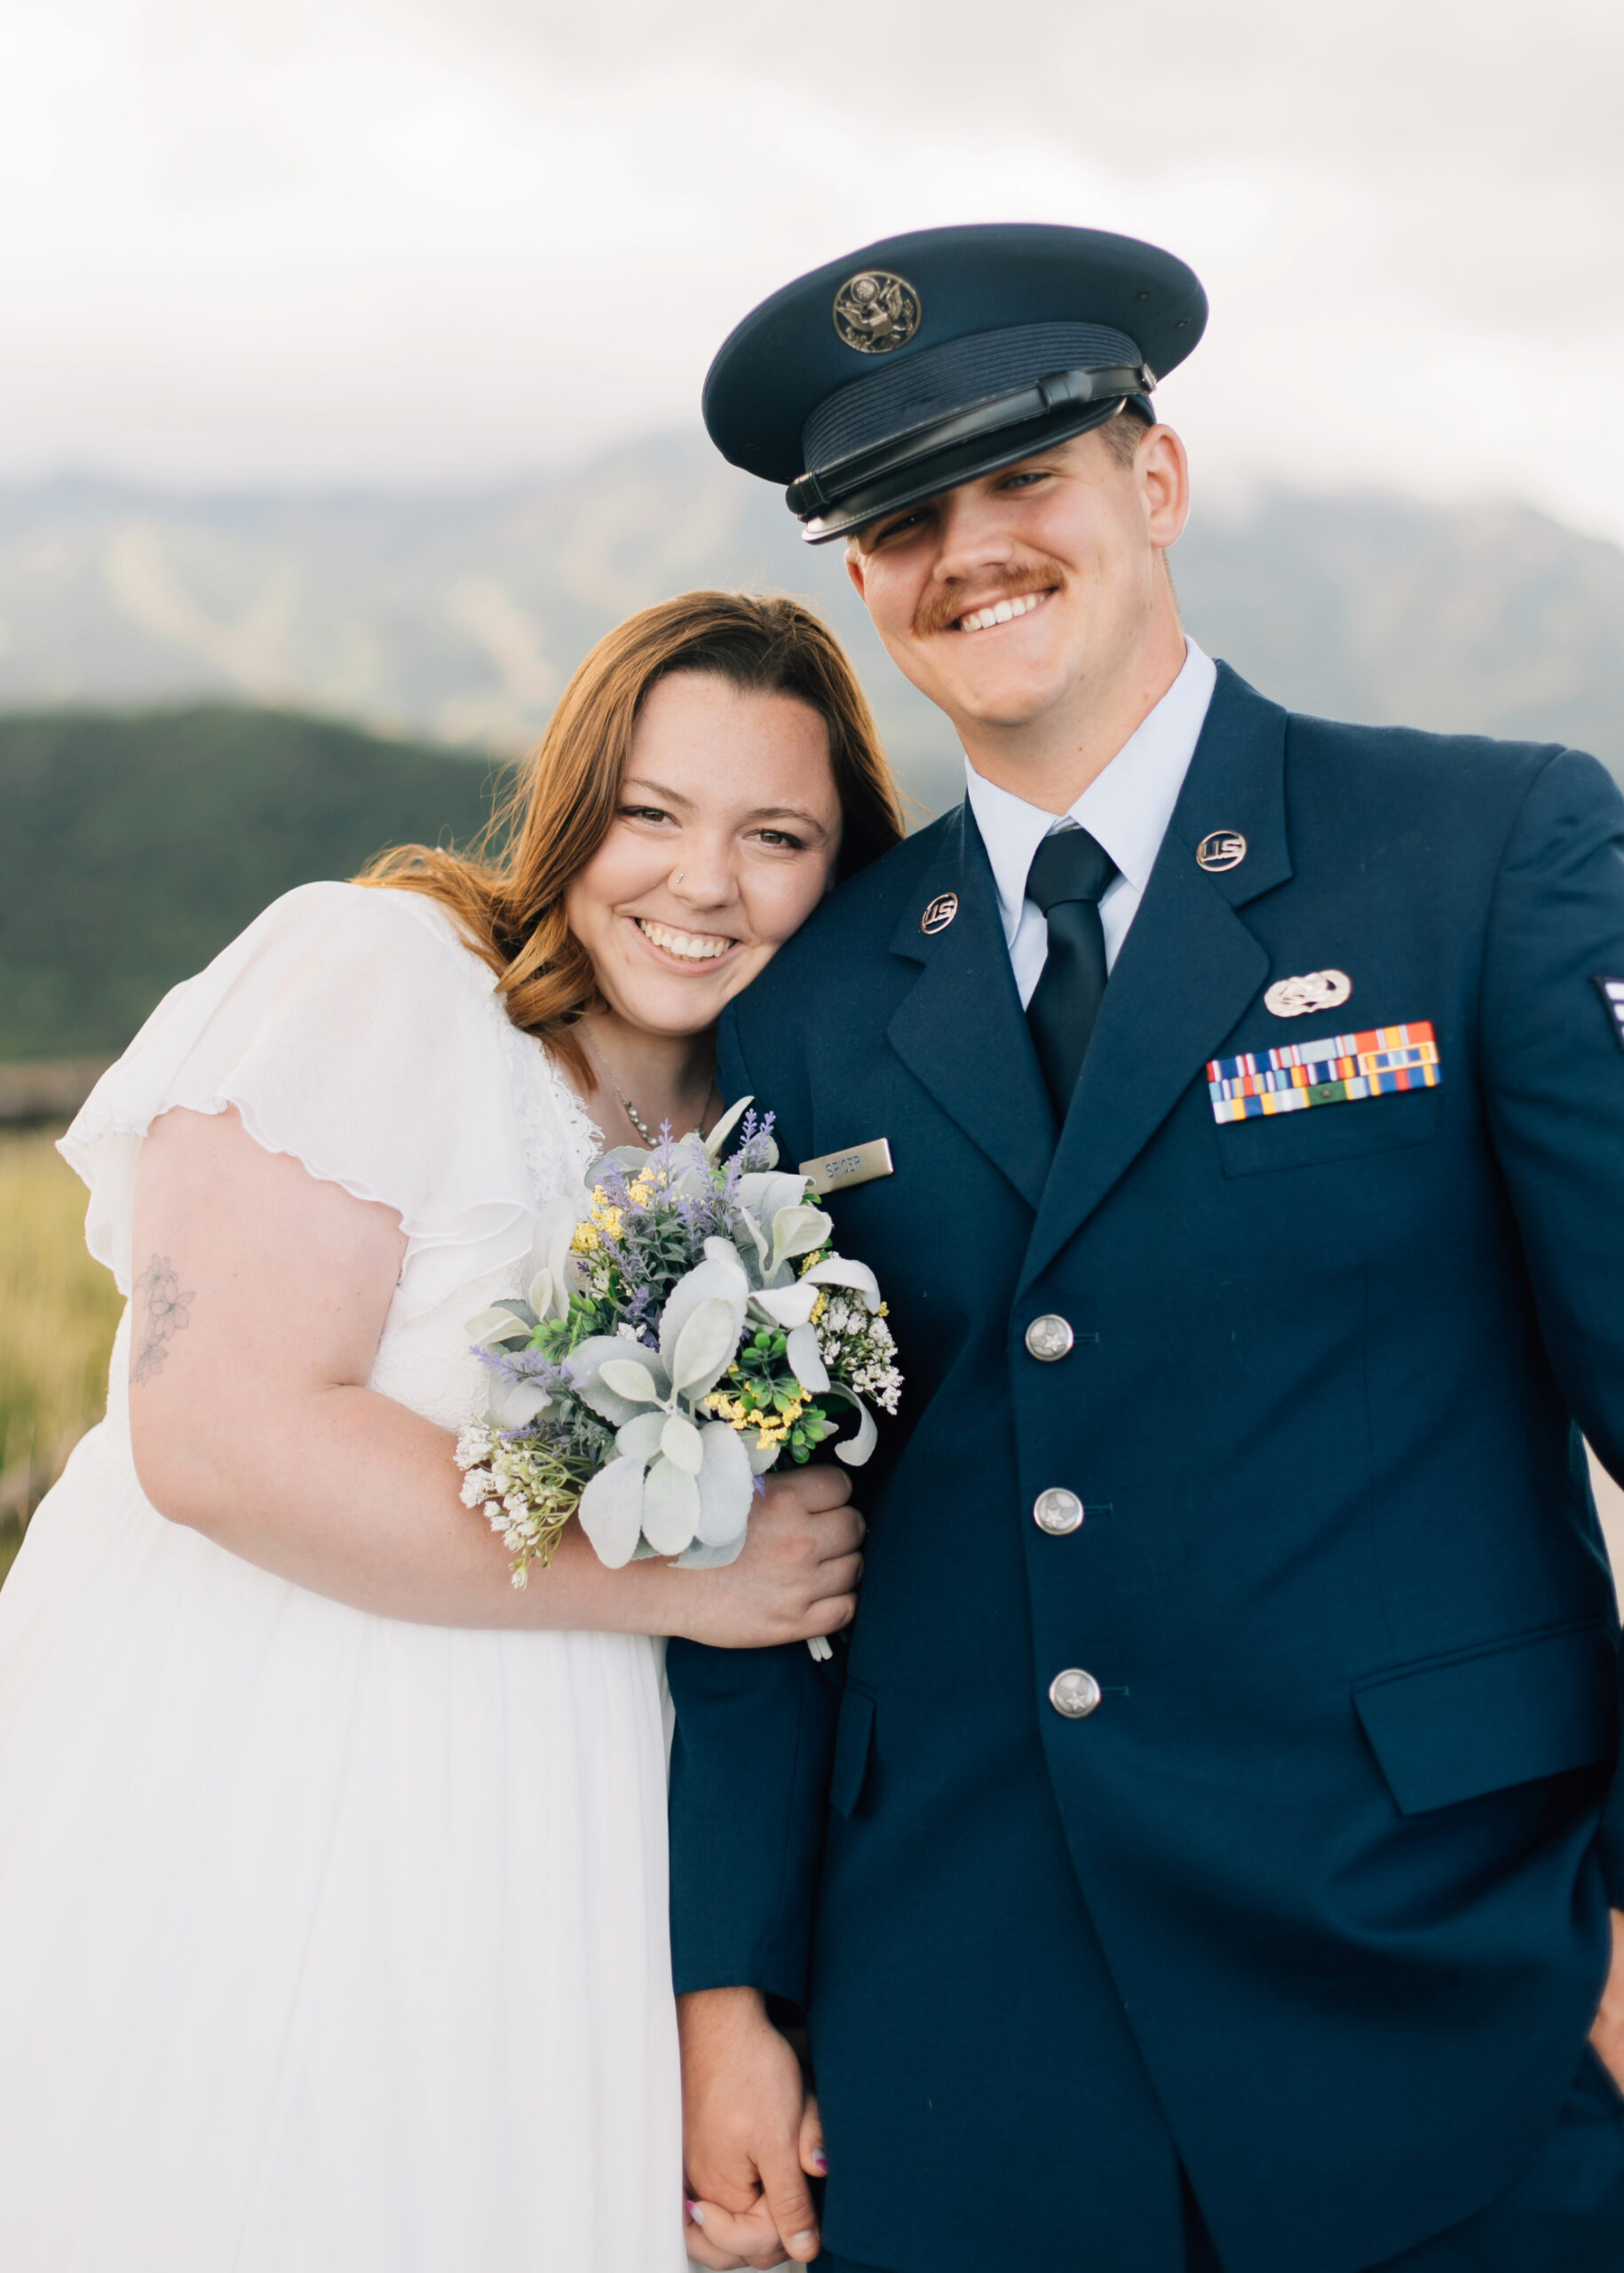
{"left": 666, "top": 223, "right": 1624, "bottom": 2273}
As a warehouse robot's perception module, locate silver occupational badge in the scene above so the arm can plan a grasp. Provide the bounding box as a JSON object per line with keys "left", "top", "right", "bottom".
{"left": 1196, "top": 829, "right": 1248, "bottom": 874}
{"left": 1264, "top": 969, "right": 1354, "bottom": 1019}
{"left": 833, "top": 271, "right": 923, "bottom": 355}
{"left": 920, "top": 891, "right": 958, "bottom": 934}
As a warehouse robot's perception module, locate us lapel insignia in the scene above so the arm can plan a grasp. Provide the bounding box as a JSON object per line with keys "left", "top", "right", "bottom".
{"left": 1206, "top": 1022, "right": 1441, "bottom": 1122}
{"left": 1196, "top": 829, "right": 1248, "bottom": 873}
{"left": 1594, "top": 977, "right": 1624, "bottom": 1054}
{"left": 799, "top": 1138, "right": 895, "bottom": 1198}
{"left": 920, "top": 892, "right": 958, "bottom": 934}
{"left": 1264, "top": 969, "right": 1353, "bottom": 1018}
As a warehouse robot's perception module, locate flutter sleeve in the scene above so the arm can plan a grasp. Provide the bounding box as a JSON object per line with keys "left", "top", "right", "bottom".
{"left": 59, "top": 881, "right": 543, "bottom": 1321}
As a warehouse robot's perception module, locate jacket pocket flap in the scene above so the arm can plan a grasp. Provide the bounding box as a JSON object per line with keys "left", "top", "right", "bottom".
{"left": 1353, "top": 1620, "right": 1618, "bottom": 1816}
{"left": 829, "top": 1684, "right": 875, "bottom": 1820}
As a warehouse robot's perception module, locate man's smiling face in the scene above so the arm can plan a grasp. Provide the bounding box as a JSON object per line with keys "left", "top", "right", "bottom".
{"left": 844, "top": 419, "right": 1190, "bottom": 748}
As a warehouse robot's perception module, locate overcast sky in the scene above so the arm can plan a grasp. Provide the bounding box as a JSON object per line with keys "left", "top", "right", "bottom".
{"left": 4, "top": 0, "right": 1623, "bottom": 539}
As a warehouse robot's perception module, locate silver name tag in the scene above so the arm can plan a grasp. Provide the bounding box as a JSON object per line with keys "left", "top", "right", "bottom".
{"left": 799, "top": 1137, "right": 894, "bottom": 1198}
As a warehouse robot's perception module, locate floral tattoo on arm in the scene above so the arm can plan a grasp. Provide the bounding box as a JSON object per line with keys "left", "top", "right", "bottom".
{"left": 131, "top": 1255, "right": 195, "bottom": 1386}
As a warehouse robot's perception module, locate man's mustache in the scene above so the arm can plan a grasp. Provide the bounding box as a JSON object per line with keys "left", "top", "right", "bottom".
{"left": 912, "top": 557, "right": 1068, "bottom": 640}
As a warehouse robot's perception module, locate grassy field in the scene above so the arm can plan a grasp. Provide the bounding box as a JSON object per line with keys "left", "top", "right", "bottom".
{"left": 0, "top": 1125, "right": 122, "bottom": 1581}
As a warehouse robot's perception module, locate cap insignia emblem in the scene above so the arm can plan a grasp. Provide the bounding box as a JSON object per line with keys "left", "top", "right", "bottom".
{"left": 920, "top": 891, "right": 958, "bottom": 935}
{"left": 1264, "top": 969, "right": 1353, "bottom": 1019}
{"left": 1196, "top": 829, "right": 1248, "bottom": 874}
{"left": 833, "top": 270, "right": 923, "bottom": 355}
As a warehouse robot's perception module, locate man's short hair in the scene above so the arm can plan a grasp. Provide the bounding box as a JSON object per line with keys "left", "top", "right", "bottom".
{"left": 1098, "top": 400, "right": 1154, "bottom": 468}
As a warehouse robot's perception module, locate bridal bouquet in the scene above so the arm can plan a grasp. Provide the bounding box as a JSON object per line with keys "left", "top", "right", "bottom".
{"left": 454, "top": 1099, "right": 900, "bottom": 1655}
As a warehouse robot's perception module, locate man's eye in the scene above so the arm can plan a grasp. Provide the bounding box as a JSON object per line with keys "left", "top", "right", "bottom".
{"left": 1002, "top": 471, "right": 1047, "bottom": 489}
{"left": 871, "top": 510, "right": 925, "bottom": 546}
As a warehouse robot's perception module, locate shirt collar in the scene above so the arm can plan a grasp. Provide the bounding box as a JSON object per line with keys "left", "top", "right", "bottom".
{"left": 963, "top": 638, "right": 1218, "bottom": 943}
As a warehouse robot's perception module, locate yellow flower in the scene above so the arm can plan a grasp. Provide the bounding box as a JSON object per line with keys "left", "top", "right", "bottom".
{"left": 569, "top": 1224, "right": 599, "bottom": 1254}
{"left": 810, "top": 1292, "right": 827, "bottom": 1324}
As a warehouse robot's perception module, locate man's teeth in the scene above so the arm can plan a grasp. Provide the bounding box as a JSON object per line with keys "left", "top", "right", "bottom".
{"left": 957, "top": 590, "right": 1049, "bottom": 634}
{"left": 636, "top": 918, "right": 733, "bottom": 962}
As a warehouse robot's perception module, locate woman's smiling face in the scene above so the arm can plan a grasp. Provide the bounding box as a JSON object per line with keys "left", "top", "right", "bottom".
{"left": 563, "top": 669, "right": 844, "bottom": 1040}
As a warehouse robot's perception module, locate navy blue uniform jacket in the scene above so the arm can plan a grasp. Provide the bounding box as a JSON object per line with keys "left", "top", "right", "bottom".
{"left": 667, "top": 666, "right": 1624, "bottom": 2273}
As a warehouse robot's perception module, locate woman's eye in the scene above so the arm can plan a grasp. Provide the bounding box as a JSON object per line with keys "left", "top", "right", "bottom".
{"left": 620, "top": 804, "right": 671, "bottom": 826}
{"left": 753, "top": 828, "right": 806, "bottom": 851}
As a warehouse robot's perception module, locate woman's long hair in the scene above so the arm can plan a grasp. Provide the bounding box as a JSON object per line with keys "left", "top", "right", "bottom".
{"left": 357, "top": 590, "right": 906, "bottom": 1081}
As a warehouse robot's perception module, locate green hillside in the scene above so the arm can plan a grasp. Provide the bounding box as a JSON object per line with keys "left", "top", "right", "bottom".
{"left": 0, "top": 706, "right": 506, "bottom": 1061}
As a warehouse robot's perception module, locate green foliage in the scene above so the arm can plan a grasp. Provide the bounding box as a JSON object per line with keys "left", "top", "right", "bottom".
{"left": 0, "top": 1127, "right": 123, "bottom": 1580}
{"left": 0, "top": 704, "right": 509, "bottom": 1061}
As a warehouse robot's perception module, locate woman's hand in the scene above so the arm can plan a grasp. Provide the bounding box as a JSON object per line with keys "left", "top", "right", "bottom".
{"left": 668, "top": 1468, "right": 863, "bottom": 1651}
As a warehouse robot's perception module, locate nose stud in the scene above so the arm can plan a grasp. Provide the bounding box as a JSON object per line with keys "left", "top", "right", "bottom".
{"left": 673, "top": 871, "right": 685, "bottom": 885}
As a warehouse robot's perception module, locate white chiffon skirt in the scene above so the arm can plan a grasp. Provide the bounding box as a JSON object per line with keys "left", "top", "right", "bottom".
{"left": 0, "top": 1403, "right": 684, "bottom": 2272}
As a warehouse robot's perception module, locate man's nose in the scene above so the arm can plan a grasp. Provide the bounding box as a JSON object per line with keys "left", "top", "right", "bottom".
{"left": 929, "top": 487, "right": 1018, "bottom": 585}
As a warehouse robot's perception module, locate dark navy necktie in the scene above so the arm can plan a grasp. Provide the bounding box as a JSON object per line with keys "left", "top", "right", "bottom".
{"left": 1025, "top": 825, "right": 1118, "bottom": 1113}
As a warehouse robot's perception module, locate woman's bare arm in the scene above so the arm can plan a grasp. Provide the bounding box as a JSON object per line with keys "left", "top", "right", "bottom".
{"left": 128, "top": 1106, "right": 860, "bottom": 1639}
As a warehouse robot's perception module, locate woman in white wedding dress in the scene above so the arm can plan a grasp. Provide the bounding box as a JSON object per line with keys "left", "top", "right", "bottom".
{"left": 0, "top": 593, "right": 903, "bottom": 2273}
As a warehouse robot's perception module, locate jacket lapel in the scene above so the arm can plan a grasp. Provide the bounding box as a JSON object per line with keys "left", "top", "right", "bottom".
{"left": 886, "top": 804, "right": 1056, "bottom": 1212}
{"left": 1021, "top": 665, "right": 1293, "bottom": 1288}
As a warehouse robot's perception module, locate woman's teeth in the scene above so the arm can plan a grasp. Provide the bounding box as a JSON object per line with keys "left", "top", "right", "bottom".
{"left": 957, "top": 590, "right": 1050, "bottom": 634}
{"left": 636, "top": 918, "right": 733, "bottom": 962}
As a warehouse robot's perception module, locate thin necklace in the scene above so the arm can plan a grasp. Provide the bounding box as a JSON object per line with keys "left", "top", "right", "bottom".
{"left": 579, "top": 1023, "right": 655, "bottom": 1145}
{"left": 579, "top": 1024, "right": 722, "bottom": 1148}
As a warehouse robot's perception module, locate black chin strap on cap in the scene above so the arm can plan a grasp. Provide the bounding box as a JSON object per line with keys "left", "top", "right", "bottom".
{"left": 787, "top": 363, "right": 1155, "bottom": 541}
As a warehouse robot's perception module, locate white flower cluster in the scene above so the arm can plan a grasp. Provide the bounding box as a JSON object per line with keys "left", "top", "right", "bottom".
{"left": 455, "top": 1423, "right": 562, "bottom": 1588}
{"left": 815, "top": 1295, "right": 904, "bottom": 1416}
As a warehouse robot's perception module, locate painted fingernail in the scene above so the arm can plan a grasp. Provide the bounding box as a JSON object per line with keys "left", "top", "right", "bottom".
{"left": 685, "top": 2202, "right": 706, "bottom": 2226}
{"left": 812, "top": 2150, "right": 828, "bottom": 2174}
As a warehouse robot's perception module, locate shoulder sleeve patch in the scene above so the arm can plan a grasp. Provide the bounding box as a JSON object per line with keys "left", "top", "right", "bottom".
{"left": 1593, "top": 976, "right": 1624, "bottom": 1054}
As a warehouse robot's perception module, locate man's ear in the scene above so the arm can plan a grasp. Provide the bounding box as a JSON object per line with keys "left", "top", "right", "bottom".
{"left": 1140, "top": 424, "right": 1191, "bottom": 553}
{"left": 844, "top": 542, "right": 868, "bottom": 603}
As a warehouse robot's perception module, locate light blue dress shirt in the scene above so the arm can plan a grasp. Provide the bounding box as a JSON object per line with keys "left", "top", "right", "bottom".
{"left": 963, "top": 638, "right": 1217, "bottom": 1008}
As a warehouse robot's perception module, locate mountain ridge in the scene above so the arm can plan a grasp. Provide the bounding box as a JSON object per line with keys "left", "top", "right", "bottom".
{"left": 3, "top": 435, "right": 1621, "bottom": 815}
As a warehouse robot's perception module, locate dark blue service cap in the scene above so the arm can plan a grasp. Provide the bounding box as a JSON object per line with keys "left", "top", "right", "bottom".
{"left": 703, "top": 222, "right": 1207, "bottom": 543}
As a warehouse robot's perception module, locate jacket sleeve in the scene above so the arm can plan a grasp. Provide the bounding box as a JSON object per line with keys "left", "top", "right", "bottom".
{"left": 1479, "top": 746, "right": 1624, "bottom": 1901}
{"left": 666, "top": 1002, "right": 842, "bottom": 2005}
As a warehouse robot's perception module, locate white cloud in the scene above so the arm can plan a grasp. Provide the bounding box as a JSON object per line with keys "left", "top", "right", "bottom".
{"left": 2, "top": 0, "right": 1622, "bottom": 542}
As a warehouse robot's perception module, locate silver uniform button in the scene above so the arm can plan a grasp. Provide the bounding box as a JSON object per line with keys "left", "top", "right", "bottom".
{"left": 1034, "top": 1487, "right": 1084, "bottom": 1536}
{"left": 1025, "top": 1313, "right": 1075, "bottom": 1361}
{"left": 1050, "top": 1668, "right": 1103, "bottom": 1719}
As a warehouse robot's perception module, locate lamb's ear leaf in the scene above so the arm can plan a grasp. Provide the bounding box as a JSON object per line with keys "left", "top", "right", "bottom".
{"left": 802, "top": 1255, "right": 883, "bottom": 1311}
{"left": 785, "top": 1322, "right": 830, "bottom": 1395}
{"left": 487, "top": 1375, "right": 552, "bottom": 1429}
{"left": 468, "top": 1304, "right": 536, "bottom": 1350}
{"left": 749, "top": 1283, "right": 820, "bottom": 1329}
{"left": 671, "top": 1532, "right": 748, "bottom": 1570}
{"left": 599, "top": 1358, "right": 662, "bottom": 1404}
{"left": 693, "top": 1422, "right": 755, "bottom": 1545}
{"left": 614, "top": 1411, "right": 665, "bottom": 1461}
{"left": 770, "top": 1206, "right": 833, "bottom": 1276}
{"left": 661, "top": 1411, "right": 705, "bottom": 1474}
{"left": 577, "top": 1455, "right": 646, "bottom": 1568}
{"left": 669, "top": 1295, "right": 742, "bottom": 1399}
{"left": 566, "top": 1336, "right": 671, "bottom": 1424}
{"left": 659, "top": 1255, "right": 748, "bottom": 1378}
{"left": 824, "top": 1385, "right": 878, "bottom": 1466}
{"left": 702, "top": 1094, "right": 753, "bottom": 1159}
{"left": 641, "top": 1455, "right": 701, "bottom": 1554}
